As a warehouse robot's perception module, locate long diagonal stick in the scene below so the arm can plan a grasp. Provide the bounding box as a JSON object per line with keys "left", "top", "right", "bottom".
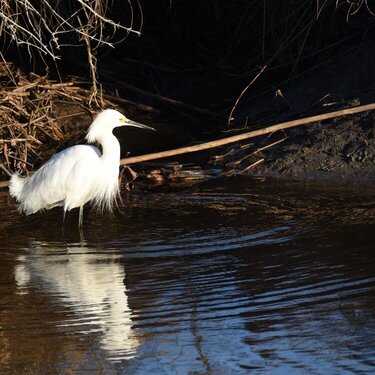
{"left": 120, "top": 102, "right": 375, "bottom": 165}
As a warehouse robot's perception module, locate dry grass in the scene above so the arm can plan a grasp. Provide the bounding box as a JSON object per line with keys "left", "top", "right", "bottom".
{"left": 0, "top": 60, "right": 115, "bottom": 180}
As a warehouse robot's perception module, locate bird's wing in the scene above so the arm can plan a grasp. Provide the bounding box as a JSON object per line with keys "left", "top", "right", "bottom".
{"left": 20, "top": 145, "right": 101, "bottom": 214}
{"left": 61, "top": 147, "right": 103, "bottom": 211}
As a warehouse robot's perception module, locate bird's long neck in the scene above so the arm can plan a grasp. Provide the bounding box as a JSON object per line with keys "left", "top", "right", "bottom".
{"left": 99, "top": 133, "right": 121, "bottom": 164}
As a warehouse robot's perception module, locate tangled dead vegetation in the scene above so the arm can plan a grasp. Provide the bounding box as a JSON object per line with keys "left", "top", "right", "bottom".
{"left": 0, "top": 0, "right": 141, "bottom": 59}
{"left": 0, "top": 61, "right": 115, "bottom": 180}
{"left": 0, "top": 0, "right": 142, "bottom": 94}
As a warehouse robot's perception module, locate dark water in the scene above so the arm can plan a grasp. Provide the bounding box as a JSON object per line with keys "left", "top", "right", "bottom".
{"left": 1, "top": 177, "right": 375, "bottom": 374}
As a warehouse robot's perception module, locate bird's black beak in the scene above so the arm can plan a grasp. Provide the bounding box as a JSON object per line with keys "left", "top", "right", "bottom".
{"left": 126, "top": 120, "right": 156, "bottom": 131}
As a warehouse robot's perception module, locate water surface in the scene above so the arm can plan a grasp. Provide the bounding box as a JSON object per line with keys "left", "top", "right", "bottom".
{"left": 1, "top": 177, "right": 375, "bottom": 374}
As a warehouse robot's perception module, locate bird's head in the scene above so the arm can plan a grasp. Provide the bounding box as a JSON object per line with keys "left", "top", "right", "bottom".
{"left": 86, "top": 109, "right": 155, "bottom": 143}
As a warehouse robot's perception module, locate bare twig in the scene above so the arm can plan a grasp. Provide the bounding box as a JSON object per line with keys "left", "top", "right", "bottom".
{"left": 100, "top": 70, "right": 217, "bottom": 118}
{"left": 228, "top": 64, "right": 268, "bottom": 125}
{"left": 226, "top": 137, "right": 287, "bottom": 167}
{"left": 0, "top": 163, "right": 11, "bottom": 177}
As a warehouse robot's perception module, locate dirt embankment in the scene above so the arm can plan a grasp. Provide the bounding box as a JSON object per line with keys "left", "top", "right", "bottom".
{"left": 250, "top": 111, "right": 375, "bottom": 181}
{"left": 238, "top": 41, "right": 375, "bottom": 182}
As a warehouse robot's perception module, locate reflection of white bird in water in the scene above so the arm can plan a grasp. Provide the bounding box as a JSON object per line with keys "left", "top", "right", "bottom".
{"left": 14, "top": 243, "right": 139, "bottom": 359}
{"left": 9, "top": 109, "right": 154, "bottom": 227}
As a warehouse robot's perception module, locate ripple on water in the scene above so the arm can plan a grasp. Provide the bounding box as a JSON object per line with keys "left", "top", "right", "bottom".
{"left": 0, "top": 178, "right": 375, "bottom": 373}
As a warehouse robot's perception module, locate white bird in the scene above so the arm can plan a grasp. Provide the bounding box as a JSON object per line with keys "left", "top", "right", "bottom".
{"left": 9, "top": 109, "right": 154, "bottom": 227}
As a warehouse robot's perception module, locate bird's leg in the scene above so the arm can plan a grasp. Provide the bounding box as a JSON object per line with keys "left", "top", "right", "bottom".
{"left": 78, "top": 205, "right": 84, "bottom": 228}
{"left": 62, "top": 209, "right": 66, "bottom": 233}
{"left": 78, "top": 205, "right": 85, "bottom": 242}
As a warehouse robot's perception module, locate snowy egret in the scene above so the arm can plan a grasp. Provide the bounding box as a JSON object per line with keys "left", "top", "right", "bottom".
{"left": 9, "top": 109, "right": 154, "bottom": 227}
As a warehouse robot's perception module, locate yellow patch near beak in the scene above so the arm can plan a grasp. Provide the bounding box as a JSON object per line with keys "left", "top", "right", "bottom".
{"left": 119, "top": 117, "right": 127, "bottom": 123}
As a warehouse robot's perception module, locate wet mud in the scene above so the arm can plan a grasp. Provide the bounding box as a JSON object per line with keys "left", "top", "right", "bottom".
{"left": 250, "top": 111, "right": 375, "bottom": 181}
{"left": 241, "top": 40, "right": 375, "bottom": 182}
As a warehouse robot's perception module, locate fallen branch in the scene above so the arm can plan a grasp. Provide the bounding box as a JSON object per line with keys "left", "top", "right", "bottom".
{"left": 100, "top": 70, "right": 217, "bottom": 119}
{"left": 120, "top": 102, "right": 375, "bottom": 165}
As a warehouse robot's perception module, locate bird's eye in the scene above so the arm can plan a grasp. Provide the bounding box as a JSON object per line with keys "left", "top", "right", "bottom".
{"left": 119, "top": 117, "right": 127, "bottom": 123}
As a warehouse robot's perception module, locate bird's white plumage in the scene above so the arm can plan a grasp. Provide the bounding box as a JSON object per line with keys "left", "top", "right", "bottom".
{"left": 9, "top": 109, "right": 152, "bottom": 222}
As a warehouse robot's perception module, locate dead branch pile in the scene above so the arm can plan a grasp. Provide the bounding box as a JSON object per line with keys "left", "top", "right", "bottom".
{"left": 0, "top": 61, "right": 112, "bottom": 180}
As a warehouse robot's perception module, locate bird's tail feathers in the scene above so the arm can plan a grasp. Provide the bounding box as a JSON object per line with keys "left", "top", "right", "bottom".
{"left": 9, "top": 173, "right": 25, "bottom": 201}
{"left": 9, "top": 173, "right": 38, "bottom": 215}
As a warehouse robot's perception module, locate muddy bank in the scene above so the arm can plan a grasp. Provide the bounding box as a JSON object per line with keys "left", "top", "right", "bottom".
{"left": 248, "top": 111, "right": 375, "bottom": 181}
{"left": 236, "top": 41, "right": 375, "bottom": 182}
